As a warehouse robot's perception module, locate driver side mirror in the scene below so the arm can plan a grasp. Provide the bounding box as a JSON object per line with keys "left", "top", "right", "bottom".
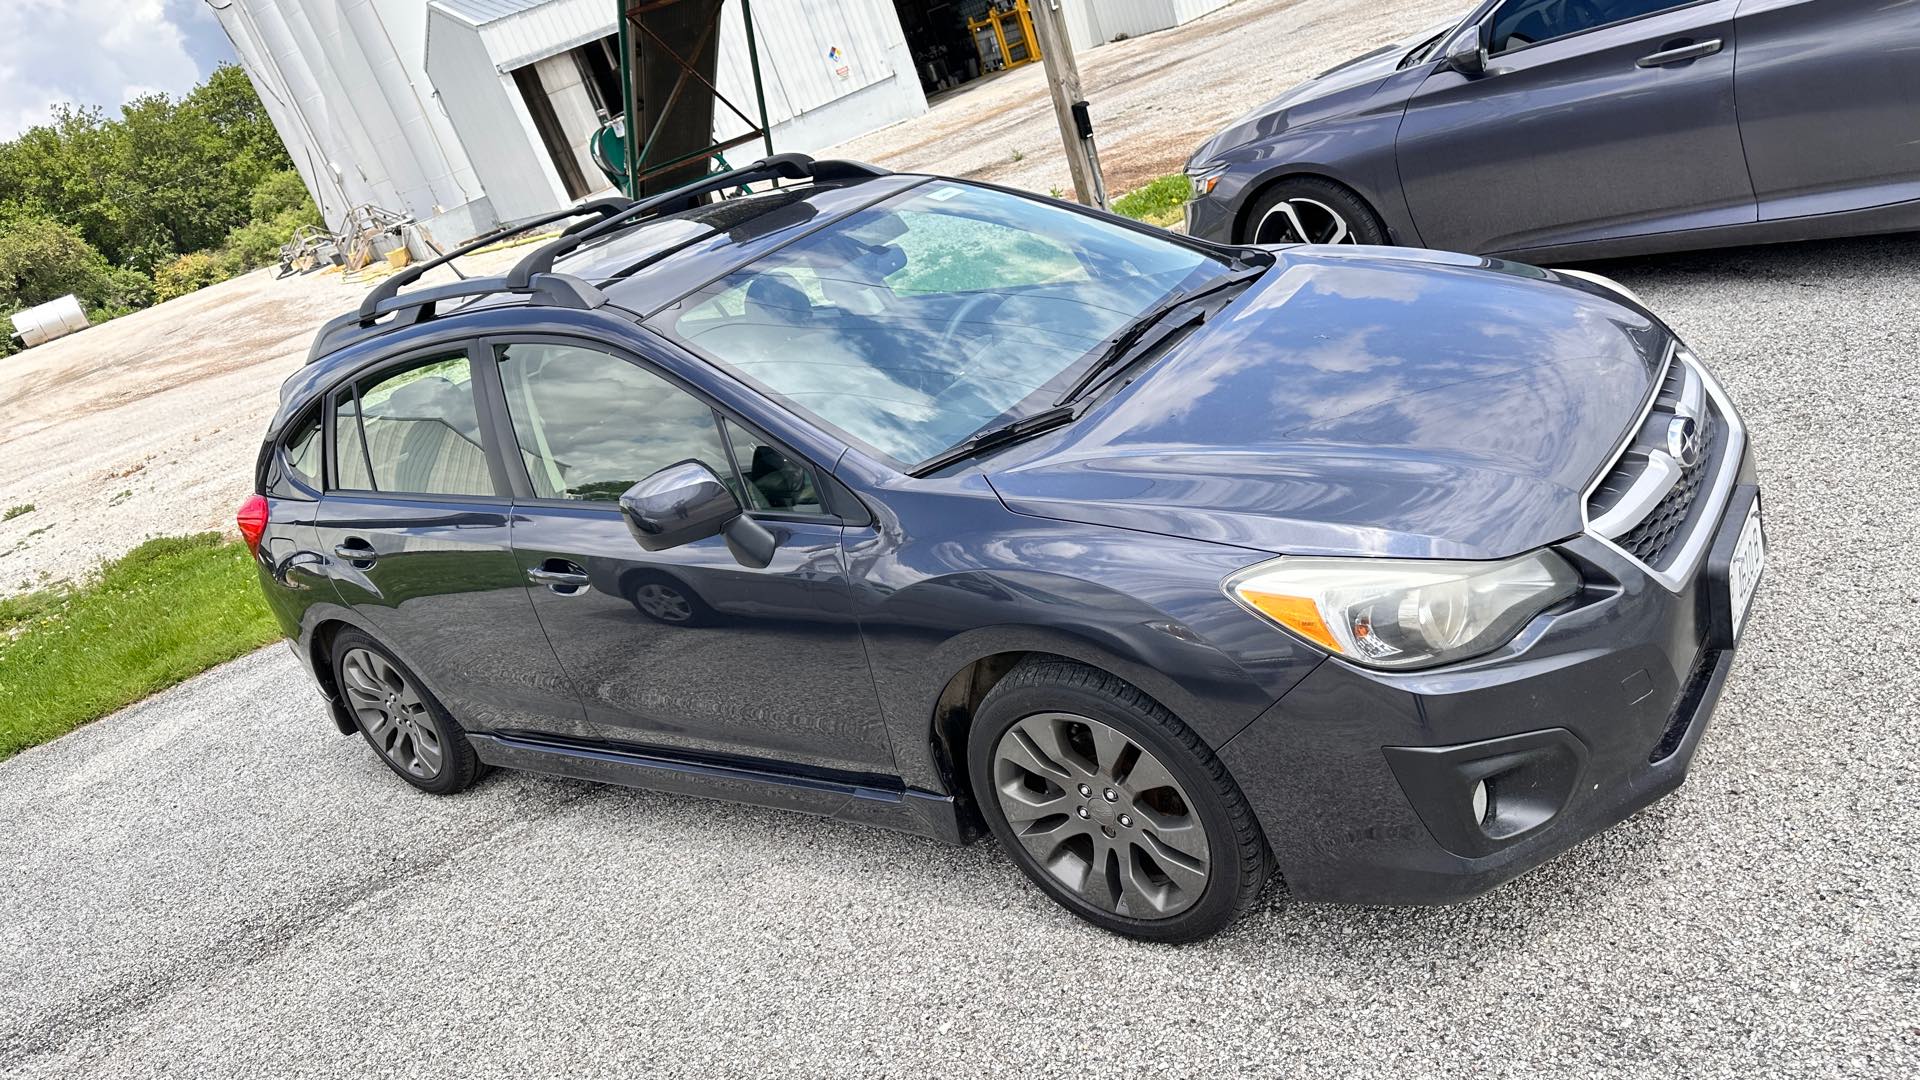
{"left": 1445, "top": 21, "right": 1492, "bottom": 77}
{"left": 619, "top": 460, "right": 777, "bottom": 569}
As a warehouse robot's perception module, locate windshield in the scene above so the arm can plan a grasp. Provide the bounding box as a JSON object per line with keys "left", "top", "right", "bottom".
{"left": 648, "top": 181, "right": 1224, "bottom": 467}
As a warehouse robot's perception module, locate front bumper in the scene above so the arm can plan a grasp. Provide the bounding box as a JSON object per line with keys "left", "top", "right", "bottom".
{"left": 1219, "top": 451, "right": 1760, "bottom": 904}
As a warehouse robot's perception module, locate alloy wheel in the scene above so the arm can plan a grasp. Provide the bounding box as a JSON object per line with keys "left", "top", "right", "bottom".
{"left": 989, "top": 712, "right": 1211, "bottom": 919}
{"left": 1254, "top": 197, "right": 1353, "bottom": 245}
{"left": 339, "top": 647, "right": 444, "bottom": 779}
{"left": 634, "top": 582, "right": 693, "bottom": 623}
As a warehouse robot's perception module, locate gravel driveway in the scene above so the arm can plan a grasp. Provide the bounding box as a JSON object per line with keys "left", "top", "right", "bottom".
{"left": 4, "top": 230, "right": 1918, "bottom": 1078}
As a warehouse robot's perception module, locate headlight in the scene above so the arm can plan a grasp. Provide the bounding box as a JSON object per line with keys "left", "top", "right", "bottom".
{"left": 1225, "top": 551, "right": 1580, "bottom": 670}
{"left": 1187, "top": 165, "right": 1227, "bottom": 199}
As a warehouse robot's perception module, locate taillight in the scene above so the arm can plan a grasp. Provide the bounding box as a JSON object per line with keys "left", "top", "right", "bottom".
{"left": 237, "top": 494, "right": 269, "bottom": 554}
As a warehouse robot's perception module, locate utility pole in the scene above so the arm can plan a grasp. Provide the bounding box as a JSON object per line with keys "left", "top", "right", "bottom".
{"left": 1027, "top": 0, "right": 1106, "bottom": 209}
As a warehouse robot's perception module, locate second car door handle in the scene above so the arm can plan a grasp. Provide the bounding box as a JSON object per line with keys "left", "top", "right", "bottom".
{"left": 333, "top": 539, "right": 377, "bottom": 566}
{"left": 1637, "top": 39, "right": 1723, "bottom": 67}
{"left": 527, "top": 563, "right": 592, "bottom": 592}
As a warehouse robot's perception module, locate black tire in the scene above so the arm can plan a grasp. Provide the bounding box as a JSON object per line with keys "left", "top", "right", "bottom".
{"left": 966, "top": 657, "right": 1271, "bottom": 943}
{"left": 330, "top": 629, "right": 486, "bottom": 795}
{"left": 622, "top": 569, "right": 714, "bottom": 627}
{"left": 1242, "top": 177, "right": 1388, "bottom": 247}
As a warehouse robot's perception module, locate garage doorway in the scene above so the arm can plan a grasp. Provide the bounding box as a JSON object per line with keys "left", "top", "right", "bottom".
{"left": 891, "top": 0, "right": 1041, "bottom": 98}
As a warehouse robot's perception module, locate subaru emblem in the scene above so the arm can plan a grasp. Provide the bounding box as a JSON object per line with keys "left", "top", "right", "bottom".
{"left": 1667, "top": 416, "right": 1703, "bottom": 468}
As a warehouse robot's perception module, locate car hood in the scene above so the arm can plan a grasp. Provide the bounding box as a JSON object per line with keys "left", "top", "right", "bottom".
{"left": 1191, "top": 18, "right": 1459, "bottom": 165}
{"left": 984, "top": 248, "right": 1670, "bottom": 560}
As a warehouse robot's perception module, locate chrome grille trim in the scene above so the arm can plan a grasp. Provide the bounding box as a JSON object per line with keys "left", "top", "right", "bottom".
{"left": 1581, "top": 342, "right": 1746, "bottom": 593}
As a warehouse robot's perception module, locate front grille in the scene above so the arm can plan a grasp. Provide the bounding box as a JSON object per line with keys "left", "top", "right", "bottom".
{"left": 1585, "top": 347, "right": 1734, "bottom": 580}
{"left": 1615, "top": 408, "right": 1719, "bottom": 566}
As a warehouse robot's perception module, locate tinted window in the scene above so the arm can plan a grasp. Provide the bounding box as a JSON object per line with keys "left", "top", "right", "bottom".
{"left": 653, "top": 182, "right": 1221, "bottom": 467}
{"left": 723, "top": 418, "right": 824, "bottom": 515}
{"left": 497, "top": 343, "right": 731, "bottom": 502}
{"left": 333, "top": 355, "right": 495, "bottom": 497}
{"left": 1490, "top": 0, "right": 1693, "bottom": 51}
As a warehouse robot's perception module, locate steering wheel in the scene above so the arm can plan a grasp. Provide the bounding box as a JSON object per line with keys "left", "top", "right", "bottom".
{"left": 939, "top": 292, "right": 1003, "bottom": 351}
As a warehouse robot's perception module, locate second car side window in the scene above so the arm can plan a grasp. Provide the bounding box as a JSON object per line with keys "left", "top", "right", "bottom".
{"left": 496, "top": 343, "right": 734, "bottom": 503}
{"left": 1489, "top": 0, "right": 1692, "bottom": 52}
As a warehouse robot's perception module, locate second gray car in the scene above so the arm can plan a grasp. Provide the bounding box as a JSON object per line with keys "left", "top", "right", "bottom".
{"left": 1185, "top": 0, "right": 1920, "bottom": 261}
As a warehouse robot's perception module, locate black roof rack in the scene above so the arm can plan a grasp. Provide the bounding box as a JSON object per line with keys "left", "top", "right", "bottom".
{"left": 356, "top": 196, "right": 631, "bottom": 322}
{"left": 506, "top": 153, "right": 889, "bottom": 289}
{"left": 309, "top": 153, "right": 888, "bottom": 365}
{"left": 308, "top": 273, "right": 607, "bottom": 364}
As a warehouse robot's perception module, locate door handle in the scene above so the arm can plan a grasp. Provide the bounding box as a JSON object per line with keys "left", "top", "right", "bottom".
{"left": 527, "top": 562, "right": 591, "bottom": 593}
{"left": 1637, "top": 39, "right": 1722, "bottom": 67}
{"left": 333, "top": 539, "right": 377, "bottom": 566}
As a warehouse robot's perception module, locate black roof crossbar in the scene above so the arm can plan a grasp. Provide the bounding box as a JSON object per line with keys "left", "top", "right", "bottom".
{"left": 506, "top": 153, "right": 890, "bottom": 290}
{"left": 310, "top": 273, "right": 607, "bottom": 364}
{"left": 355, "top": 197, "right": 631, "bottom": 322}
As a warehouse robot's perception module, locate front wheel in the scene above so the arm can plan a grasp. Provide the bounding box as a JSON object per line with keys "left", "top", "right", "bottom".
{"left": 967, "top": 659, "right": 1272, "bottom": 943}
{"left": 1243, "top": 177, "right": 1388, "bottom": 247}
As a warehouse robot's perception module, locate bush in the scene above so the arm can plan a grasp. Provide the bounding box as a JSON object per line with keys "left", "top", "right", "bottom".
{"left": 223, "top": 205, "right": 319, "bottom": 271}
{"left": 0, "top": 212, "right": 119, "bottom": 311}
{"left": 153, "top": 249, "right": 244, "bottom": 302}
{"left": 247, "top": 170, "right": 318, "bottom": 222}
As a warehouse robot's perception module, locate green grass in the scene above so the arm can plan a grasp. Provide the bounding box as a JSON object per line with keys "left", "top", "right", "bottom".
{"left": 1111, "top": 174, "right": 1191, "bottom": 228}
{"left": 2, "top": 504, "right": 31, "bottom": 521}
{"left": 0, "top": 533, "right": 280, "bottom": 760}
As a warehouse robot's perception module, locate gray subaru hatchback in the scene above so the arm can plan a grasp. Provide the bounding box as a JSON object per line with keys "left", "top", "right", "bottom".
{"left": 244, "top": 155, "right": 1764, "bottom": 941}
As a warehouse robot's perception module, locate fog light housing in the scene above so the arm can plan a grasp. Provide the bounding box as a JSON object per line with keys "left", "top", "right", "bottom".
{"left": 1470, "top": 779, "right": 1489, "bottom": 827}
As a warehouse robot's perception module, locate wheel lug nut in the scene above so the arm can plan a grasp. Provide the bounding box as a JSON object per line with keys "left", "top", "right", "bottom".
{"left": 1078, "top": 784, "right": 1092, "bottom": 798}
{"left": 1119, "top": 814, "right": 1133, "bottom": 828}
{"left": 1101, "top": 825, "right": 1116, "bottom": 838}
{"left": 1103, "top": 788, "right": 1118, "bottom": 802}
{"left": 1076, "top": 806, "right": 1090, "bottom": 819}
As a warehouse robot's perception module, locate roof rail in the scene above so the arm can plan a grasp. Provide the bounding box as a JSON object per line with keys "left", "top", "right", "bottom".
{"left": 309, "top": 273, "right": 606, "bottom": 364}
{"left": 506, "top": 153, "right": 890, "bottom": 290}
{"left": 356, "top": 197, "right": 630, "bottom": 322}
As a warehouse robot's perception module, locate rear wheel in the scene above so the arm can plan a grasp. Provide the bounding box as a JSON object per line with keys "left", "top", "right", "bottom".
{"left": 967, "top": 658, "right": 1271, "bottom": 942}
{"left": 332, "top": 629, "right": 485, "bottom": 795}
{"left": 1243, "top": 177, "right": 1388, "bottom": 247}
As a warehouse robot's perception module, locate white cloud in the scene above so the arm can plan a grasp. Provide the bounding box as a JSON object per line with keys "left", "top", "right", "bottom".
{"left": 0, "top": 0, "right": 204, "bottom": 137}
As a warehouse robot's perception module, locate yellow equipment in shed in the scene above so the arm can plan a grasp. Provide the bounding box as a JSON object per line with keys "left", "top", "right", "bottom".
{"left": 968, "top": 0, "right": 1042, "bottom": 74}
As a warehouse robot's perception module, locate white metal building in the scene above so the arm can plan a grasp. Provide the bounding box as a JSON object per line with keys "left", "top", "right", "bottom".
{"left": 205, "top": 0, "right": 1238, "bottom": 246}
{"left": 205, "top": 0, "right": 930, "bottom": 244}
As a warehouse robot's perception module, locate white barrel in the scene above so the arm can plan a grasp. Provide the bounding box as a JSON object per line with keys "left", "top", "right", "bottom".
{"left": 8, "top": 295, "right": 89, "bottom": 348}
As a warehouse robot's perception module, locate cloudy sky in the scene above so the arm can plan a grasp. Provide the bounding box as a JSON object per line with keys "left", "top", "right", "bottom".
{"left": 0, "top": 1, "right": 239, "bottom": 138}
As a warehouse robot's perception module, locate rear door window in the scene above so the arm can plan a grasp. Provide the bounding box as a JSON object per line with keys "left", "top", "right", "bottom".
{"left": 331, "top": 354, "right": 498, "bottom": 497}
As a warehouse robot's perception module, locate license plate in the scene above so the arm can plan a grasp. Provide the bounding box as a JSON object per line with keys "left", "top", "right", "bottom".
{"left": 1724, "top": 497, "right": 1766, "bottom": 642}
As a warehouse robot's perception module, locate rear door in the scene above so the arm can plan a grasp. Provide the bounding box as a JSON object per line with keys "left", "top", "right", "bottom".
{"left": 482, "top": 337, "right": 894, "bottom": 775}
{"left": 313, "top": 345, "right": 591, "bottom": 738}
{"left": 1397, "top": 0, "right": 1753, "bottom": 254}
{"left": 1733, "top": 0, "right": 1920, "bottom": 219}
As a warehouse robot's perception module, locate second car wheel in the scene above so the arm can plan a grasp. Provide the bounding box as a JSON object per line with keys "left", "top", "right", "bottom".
{"left": 967, "top": 658, "right": 1272, "bottom": 943}
{"left": 332, "top": 629, "right": 486, "bottom": 795}
{"left": 1243, "top": 177, "right": 1387, "bottom": 247}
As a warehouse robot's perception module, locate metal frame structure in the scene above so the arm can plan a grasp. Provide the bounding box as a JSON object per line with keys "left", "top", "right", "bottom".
{"left": 615, "top": 0, "right": 777, "bottom": 197}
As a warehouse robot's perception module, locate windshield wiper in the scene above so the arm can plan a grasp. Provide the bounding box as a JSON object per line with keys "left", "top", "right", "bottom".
{"left": 908, "top": 404, "right": 1080, "bottom": 477}
{"left": 1052, "top": 264, "right": 1267, "bottom": 407}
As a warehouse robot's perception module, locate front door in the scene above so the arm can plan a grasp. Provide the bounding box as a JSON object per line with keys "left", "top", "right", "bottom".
{"left": 482, "top": 338, "right": 894, "bottom": 775}
{"left": 1397, "top": 0, "right": 1753, "bottom": 254}
{"left": 1733, "top": 0, "right": 1920, "bottom": 220}
{"left": 313, "top": 346, "right": 591, "bottom": 738}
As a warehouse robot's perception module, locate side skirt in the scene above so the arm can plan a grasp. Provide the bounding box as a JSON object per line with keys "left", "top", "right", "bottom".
{"left": 466, "top": 732, "right": 974, "bottom": 844}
